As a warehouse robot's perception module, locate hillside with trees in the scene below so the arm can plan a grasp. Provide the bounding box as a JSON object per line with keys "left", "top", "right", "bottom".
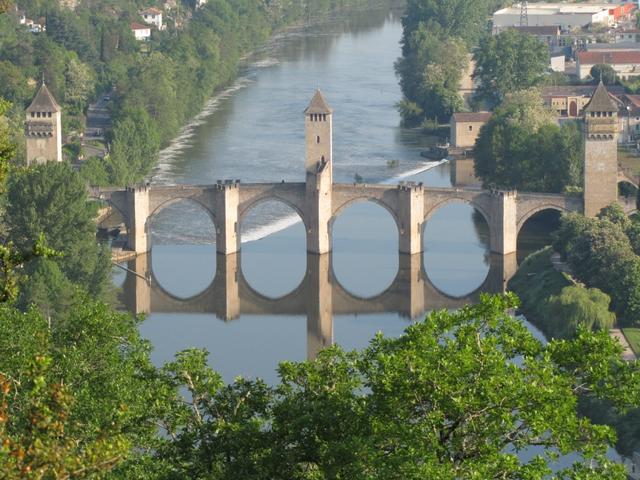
{"left": 0, "top": 0, "right": 374, "bottom": 185}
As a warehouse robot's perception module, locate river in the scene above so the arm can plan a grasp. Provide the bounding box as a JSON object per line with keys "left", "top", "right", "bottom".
{"left": 114, "top": 6, "right": 555, "bottom": 384}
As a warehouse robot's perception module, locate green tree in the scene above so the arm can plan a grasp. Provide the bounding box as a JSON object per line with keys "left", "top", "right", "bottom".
{"left": 401, "top": 0, "right": 496, "bottom": 47}
{"left": 148, "top": 294, "right": 640, "bottom": 478}
{"left": 395, "top": 25, "right": 467, "bottom": 124}
{"left": 474, "top": 90, "right": 581, "bottom": 192}
{"left": 64, "top": 54, "right": 95, "bottom": 114}
{"left": 5, "top": 163, "right": 110, "bottom": 297}
{"left": 106, "top": 106, "right": 160, "bottom": 185}
{"left": 0, "top": 299, "right": 163, "bottom": 478}
{"left": 473, "top": 30, "right": 550, "bottom": 107}
{"left": 545, "top": 285, "right": 616, "bottom": 338}
{"left": 591, "top": 63, "right": 617, "bottom": 85}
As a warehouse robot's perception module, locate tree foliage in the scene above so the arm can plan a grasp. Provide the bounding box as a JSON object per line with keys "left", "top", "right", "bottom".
{"left": 133, "top": 294, "right": 639, "bottom": 478}
{"left": 5, "top": 163, "right": 110, "bottom": 299}
{"left": 473, "top": 30, "right": 550, "bottom": 108}
{"left": 553, "top": 207, "right": 640, "bottom": 327}
{"left": 590, "top": 64, "right": 617, "bottom": 85}
{"left": 395, "top": 24, "right": 467, "bottom": 124}
{"left": 1, "top": 0, "right": 379, "bottom": 185}
{"left": 0, "top": 300, "right": 161, "bottom": 478}
{"left": 474, "top": 90, "right": 582, "bottom": 192}
{"left": 395, "top": 0, "right": 502, "bottom": 125}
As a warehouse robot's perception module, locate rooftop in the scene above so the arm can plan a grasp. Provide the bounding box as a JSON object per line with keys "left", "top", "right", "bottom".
{"left": 141, "top": 7, "right": 162, "bottom": 15}
{"left": 26, "top": 83, "right": 60, "bottom": 113}
{"left": 451, "top": 112, "right": 493, "bottom": 123}
{"left": 494, "top": 3, "right": 615, "bottom": 16}
{"left": 585, "top": 81, "right": 618, "bottom": 112}
{"left": 131, "top": 22, "right": 151, "bottom": 30}
{"left": 577, "top": 50, "right": 640, "bottom": 65}
{"left": 305, "top": 90, "right": 333, "bottom": 114}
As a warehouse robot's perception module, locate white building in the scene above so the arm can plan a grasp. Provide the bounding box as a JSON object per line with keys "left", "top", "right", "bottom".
{"left": 493, "top": 3, "right": 615, "bottom": 32}
{"left": 131, "top": 22, "right": 151, "bottom": 41}
{"left": 576, "top": 50, "right": 640, "bottom": 80}
{"left": 140, "top": 7, "right": 164, "bottom": 30}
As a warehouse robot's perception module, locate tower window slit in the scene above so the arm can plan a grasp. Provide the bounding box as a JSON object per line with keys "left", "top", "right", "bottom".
{"left": 316, "top": 135, "right": 320, "bottom": 143}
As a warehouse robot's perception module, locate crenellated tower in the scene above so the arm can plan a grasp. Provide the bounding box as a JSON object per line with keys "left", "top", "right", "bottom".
{"left": 583, "top": 81, "right": 619, "bottom": 217}
{"left": 304, "top": 90, "right": 333, "bottom": 254}
{"left": 25, "top": 81, "right": 62, "bottom": 166}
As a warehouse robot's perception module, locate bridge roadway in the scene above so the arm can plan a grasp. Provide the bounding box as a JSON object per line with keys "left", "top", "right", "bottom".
{"left": 92, "top": 181, "right": 585, "bottom": 257}
{"left": 119, "top": 251, "right": 517, "bottom": 359}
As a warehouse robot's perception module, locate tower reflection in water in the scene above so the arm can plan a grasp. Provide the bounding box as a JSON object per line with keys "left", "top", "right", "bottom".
{"left": 119, "top": 252, "right": 517, "bottom": 360}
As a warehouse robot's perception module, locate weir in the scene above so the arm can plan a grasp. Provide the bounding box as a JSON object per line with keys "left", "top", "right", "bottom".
{"left": 92, "top": 87, "right": 633, "bottom": 260}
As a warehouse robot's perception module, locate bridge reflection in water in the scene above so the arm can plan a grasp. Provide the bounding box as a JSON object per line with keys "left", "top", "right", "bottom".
{"left": 118, "top": 252, "right": 517, "bottom": 359}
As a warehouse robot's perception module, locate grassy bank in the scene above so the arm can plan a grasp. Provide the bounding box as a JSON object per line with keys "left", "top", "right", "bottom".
{"left": 623, "top": 328, "right": 640, "bottom": 356}
{"left": 509, "top": 246, "right": 615, "bottom": 339}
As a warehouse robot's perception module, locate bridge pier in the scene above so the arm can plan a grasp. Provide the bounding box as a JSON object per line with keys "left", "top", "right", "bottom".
{"left": 484, "top": 252, "right": 518, "bottom": 293}
{"left": 126, "top": 185, "right": 150, "bottom": 254}
{"left": 396, "top": 253, "right": 425, "bottom": 318}
{"left": 489, "top": 191, "right": 517, "bottom": 255}
{"left": 121, "top": 253, "right": 151, "bottom": 314}
{"left": 213, "top": 183, "right": 240, "bottom": 255}
{"left": 305, "top": 169, "right": 332, "bottom": 255}
{"left": 306, "top": 253, "right": 333, "bottom": 359}
{"left": 398, "top": 184, "right": 424, "bottom": 255}
{"left": 214, "top": 253, "right": 240, "bottom": 321}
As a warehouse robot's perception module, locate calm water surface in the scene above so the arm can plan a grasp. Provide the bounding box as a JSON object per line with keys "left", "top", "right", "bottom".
{"left": 114, "top": 8, "right": 552, "bottom": 383}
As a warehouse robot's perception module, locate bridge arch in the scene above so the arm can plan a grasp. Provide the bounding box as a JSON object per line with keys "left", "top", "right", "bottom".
{"left": 238, "top": 195, "right": 308, "bottom": 231}
{"left": 516, "top": 204, "right": 568, "bottom": 235}
{"left": 147, "top": 196, "right": 218, "bottom": 231}
{"left": 422, "top": 198, "right": 492, "bottom": 297}
{"left": 423, "top": 197, "right": 492, "bottom": 226}
{"left": 619, "top": 177, "right": 639, "bottom": 190}
{"left": 88, "top": 195, "right": 128, "bottom": 226}
{"left": 330, "top": 197, "right": 400, "bottom": 298}
{"left": 239, "top": 197, "right": 308, "bottom": 298}
{"left": 330, "top": 196, "right": 402, "bottom": 235}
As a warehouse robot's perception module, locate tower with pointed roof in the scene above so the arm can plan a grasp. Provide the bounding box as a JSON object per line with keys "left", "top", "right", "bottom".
{"left": 304, "top": 90, "right": 333, "bottom": 254}
{"left": 583, "top": 81, "right": 618, "bottom": 217}
{"left": 25, "top": 81, "right": 62, "bottom": 166}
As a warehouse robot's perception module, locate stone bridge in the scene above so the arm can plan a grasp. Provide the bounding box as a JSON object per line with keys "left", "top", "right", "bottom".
{"left": 93, "top": 88, "right": 631, "bottom": 260}
{"left": 92, "top": 182, "right": 583, "bottom": 257}
{"left": 119, "top": 251, "right": 517, "bottom": 358}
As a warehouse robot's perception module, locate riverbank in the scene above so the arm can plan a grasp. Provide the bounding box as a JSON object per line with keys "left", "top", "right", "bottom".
{"left": 83, "top": 0, "right": 401, "bottom": 187}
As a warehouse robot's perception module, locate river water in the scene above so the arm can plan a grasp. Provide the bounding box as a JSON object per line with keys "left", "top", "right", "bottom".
{"left": 114, "top": 7, "right": 553, "bottom": 383}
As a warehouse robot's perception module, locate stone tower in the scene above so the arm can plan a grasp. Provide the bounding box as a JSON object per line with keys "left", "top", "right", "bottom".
{"left": 25, "top": 82, "right": 62, "bottom": 166}
{"left": 583, "top": 81, "right": 618, "bottom": 217}
{"left": 304, "top": 90, "right": 333, "bottom": 254}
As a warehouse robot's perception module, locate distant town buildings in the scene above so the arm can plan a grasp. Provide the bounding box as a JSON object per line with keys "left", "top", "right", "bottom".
{"left": 14, "top": 7, "right": 45, "bottom": 33}
{"left": 493, "top": 2, "right": 635, "bottom": 33}
{"left": 542, "top": 85, "right": 624, "bottom": 118}
{"left": 25, "top": 82, "right": 62, "bottom": 166}
{"left": 131, "top": 22, "right": 151, "bottom": 41}
{"left": 140, "top": 7, "right": 164, "bottom": 30}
